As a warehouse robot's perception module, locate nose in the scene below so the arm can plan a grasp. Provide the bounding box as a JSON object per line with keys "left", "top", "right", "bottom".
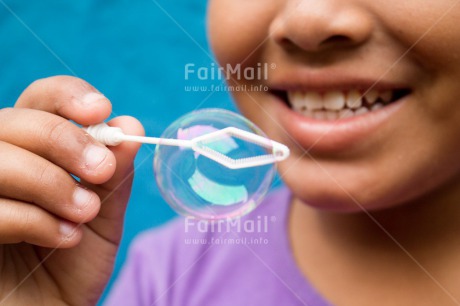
{"left": 270, "top": 1, "right": 374, "bottom": 52}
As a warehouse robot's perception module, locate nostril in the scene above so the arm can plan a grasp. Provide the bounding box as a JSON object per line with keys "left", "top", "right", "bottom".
{"left": 277, "top": 37, "right": 297, "bottom": 50}
{"left": 277, "top": 34, "right": 357, "bottom": 54}
{"left": 321, "top": 35, "right": 353, "bottom": 47}
{"left": 270, "top": 5, "right": 374, "bottom": 53}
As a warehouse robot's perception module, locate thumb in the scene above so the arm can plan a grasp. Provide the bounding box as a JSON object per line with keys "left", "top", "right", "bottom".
{"left": 83, "top": 116, "right": 144, "bottom": 244}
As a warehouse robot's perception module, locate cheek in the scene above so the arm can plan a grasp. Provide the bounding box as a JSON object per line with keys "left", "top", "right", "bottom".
{"left": 277, "top": 138, "right": 460, "bottom": 213}
{"left": 207, "top": 1, "right": 277, "bottom": 67}
{"left": 376, "top": 2, "right": 460, "bottom": 72}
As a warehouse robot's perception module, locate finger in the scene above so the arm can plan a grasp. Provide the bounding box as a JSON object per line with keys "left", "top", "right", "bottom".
{"left": 15, "top": 75, "right": 112, "bottom": 126}
{"left": 0, "top": 198, "right": 82, "bottom": 248}
{"left": 0, "top": 141, "right": 101, "bottom": 224}
{"left": 0, "top": 108, "right": 116, "bottom": 184}
{"left": 84, "top": 116, "right": 145, "bottom": 244}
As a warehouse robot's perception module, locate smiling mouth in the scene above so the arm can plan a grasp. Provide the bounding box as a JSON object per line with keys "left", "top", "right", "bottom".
{"left": 272, "top": 88, "right": 412, "bottom": 120}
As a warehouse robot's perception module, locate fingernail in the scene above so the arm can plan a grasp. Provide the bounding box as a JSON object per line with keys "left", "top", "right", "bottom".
{"left": 80, "top": 92, "right": 107, "bottom": 107}
{"left": 73, "top": 186, "right": 93, "bottom": 210}
{"left": 60, "top": 222, "right": 77, "bottom": 237}
{"left": 84, "top": 145, "right": 108, "bottom": 170}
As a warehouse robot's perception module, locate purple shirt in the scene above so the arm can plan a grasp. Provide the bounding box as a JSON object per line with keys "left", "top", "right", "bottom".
{"left": 105, "top": 187, "right": 332, "bottom": 306}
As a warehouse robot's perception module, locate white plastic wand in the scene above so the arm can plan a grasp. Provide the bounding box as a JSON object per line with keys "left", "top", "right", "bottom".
{"left": 84, "top": 123, "right": 289, "bottom": 169}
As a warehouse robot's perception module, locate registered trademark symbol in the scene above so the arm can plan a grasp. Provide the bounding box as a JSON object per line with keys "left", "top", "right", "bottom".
{"left": 270, "top": 63, "right": 277, "bottom": 70}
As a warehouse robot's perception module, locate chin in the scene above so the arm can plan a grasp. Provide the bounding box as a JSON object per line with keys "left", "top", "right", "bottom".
{"left": 278, "top": 156, "right": 405, "bottom": 213}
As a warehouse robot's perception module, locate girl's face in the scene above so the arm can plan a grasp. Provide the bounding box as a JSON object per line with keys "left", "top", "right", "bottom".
{"left": 207, "top": 1, "right": 460, "bottom": 212}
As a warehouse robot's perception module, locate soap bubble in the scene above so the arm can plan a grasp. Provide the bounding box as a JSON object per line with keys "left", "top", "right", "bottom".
{"left": 154, "top": 109, "right": 275, "bottom": 220}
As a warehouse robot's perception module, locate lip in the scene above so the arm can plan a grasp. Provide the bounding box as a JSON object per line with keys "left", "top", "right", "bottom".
{"left": 268, "top": 68, "right": 412, "bottom": 92}
{"left": 270, "top": 88, "right": 409, "bottom": 153}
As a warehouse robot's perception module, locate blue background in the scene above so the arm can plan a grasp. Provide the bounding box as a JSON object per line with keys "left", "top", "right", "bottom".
{"left": 0, "top": 1, "right": 237, "bottom": 303}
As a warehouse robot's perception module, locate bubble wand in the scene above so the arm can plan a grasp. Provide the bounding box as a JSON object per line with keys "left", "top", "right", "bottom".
{"left": 84, "top": 123, "right": 290, "bottom": 169}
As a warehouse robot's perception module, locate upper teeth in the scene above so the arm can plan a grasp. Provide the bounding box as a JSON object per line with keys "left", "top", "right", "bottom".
{"left": 288, "top": 89, "right": 393, "bottom": 119}
{"left": 346, "top": 90, "right": 362, "bottom": 108}
{"left": 323, "top": 91, "right": 345, "bottom": 110}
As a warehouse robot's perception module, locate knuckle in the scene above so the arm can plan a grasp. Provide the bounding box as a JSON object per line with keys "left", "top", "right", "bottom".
{"left": 39, "top": 115, "right": 92, "bottom": 158}
{"left": 21, "top": 208, "right": 37, "bottom": 235}
{"left": 41, "top": 118, "right": 69, "bottom": 147}
{"left": 35, "top": 162, "right": 63, "bottom": 193}
{"left": 13, "top": 205, "right": 41, "bottom": 237}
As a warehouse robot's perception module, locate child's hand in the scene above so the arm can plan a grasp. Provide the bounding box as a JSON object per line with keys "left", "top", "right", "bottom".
{"left": 0, "top": 76, "right": 144, "bottom": 305}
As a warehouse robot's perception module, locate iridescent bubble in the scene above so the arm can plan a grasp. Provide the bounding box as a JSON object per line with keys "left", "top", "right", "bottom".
{"left": 154, "top": 109, "right": 275, "bottom": 220}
